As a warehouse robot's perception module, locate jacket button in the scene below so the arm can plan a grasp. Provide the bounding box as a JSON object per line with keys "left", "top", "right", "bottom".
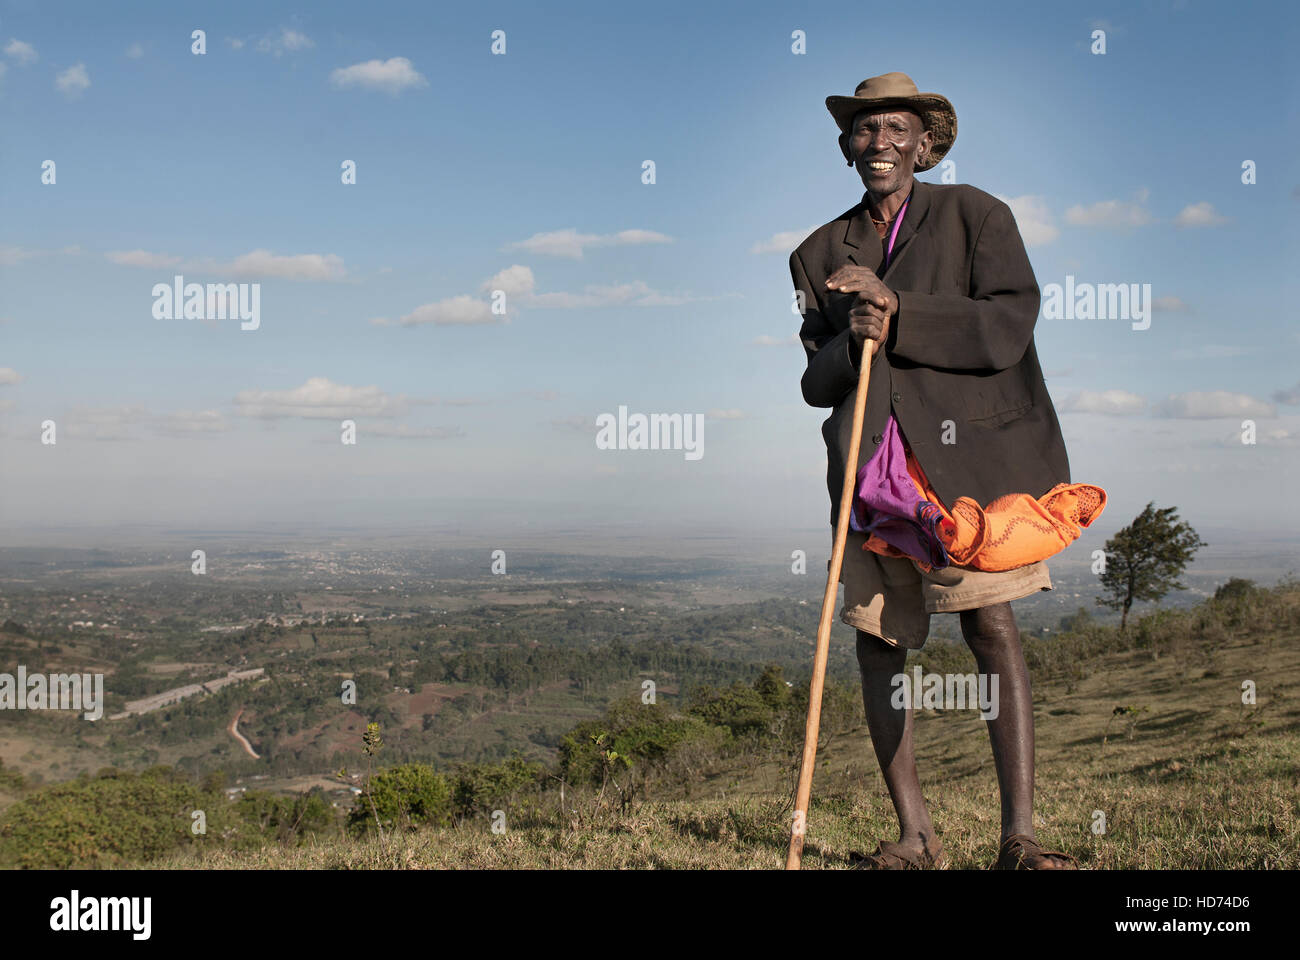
{"left": 872, "top": 433, "right": 883, "bottom": 445}
{"left": 891, "top": 392, "right": 903, "bottom": 404}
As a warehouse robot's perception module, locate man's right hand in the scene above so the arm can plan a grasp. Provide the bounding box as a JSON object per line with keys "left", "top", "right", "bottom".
{"left": 825, "top": 265, "right": 895, "bottom": 360}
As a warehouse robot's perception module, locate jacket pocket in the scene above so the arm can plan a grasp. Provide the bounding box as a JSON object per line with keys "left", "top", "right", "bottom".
{"left": 960, "top": 366, "right": 1034, "bottom": 426}
{"left": 966, "top": 399, "right": 1033, "bottom": 427}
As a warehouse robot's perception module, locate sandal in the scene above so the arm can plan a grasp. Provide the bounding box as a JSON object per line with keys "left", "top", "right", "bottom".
{"left": 849, "top": 839, "right": 946, "bottom": 870}
{"left": 993, "top": 833, "right": 1078, "bottom": 870}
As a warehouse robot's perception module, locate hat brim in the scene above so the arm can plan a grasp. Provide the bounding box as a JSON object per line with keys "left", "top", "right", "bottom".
{"left": 825, "top": 93, "right": 957, "bottom": 172}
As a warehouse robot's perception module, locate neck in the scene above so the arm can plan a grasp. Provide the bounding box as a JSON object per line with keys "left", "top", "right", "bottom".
{"left": 866, "top": 177, "right": 914, "bottom": 223}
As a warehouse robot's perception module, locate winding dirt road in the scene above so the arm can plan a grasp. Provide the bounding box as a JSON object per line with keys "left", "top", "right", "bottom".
{"left": 228, "top": 707, "right": 260, "bottom": 759}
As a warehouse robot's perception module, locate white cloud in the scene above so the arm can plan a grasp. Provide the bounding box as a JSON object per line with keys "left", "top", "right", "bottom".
{"left": 0, "top": 246, "right": 37, "bottom": 265}
{"left": 104, "top": 248, "right": 346, "bottom": 281}
{"left": 106, "top": 250, "right": 183, "bottom": 268}
{"left": 395, "top": 295, "right": 497, "bottom": 326}
{"left": 226, "top": 249, "right": 345, "bottom": 281}
{"left": 54, "top": 62, "right": 90, "bottom": 98}
{"left": 0, "top": 367, "right": 24, "bottom": 385}
{"left": 1174, "top": 202, "right": 1228, "bottom": 228}
{"left": 257, "top": 28, "right": 314, "bottom": 56}
{"left": 125, "top": 43, "right": 144, "bottom": 59}
{"left": 234, "top": 377, "right": 408, "bottom": 419}
{"left": 64, "top": 404, "right": 148, "bottom": 441}
{"left": 753, "top": 334, "right": 799, "bottom": 346}
{"left": 481, "top": 264, "right": 535, "bottom": 298}
{"left": 613, "top": 228, "right": 671, "bottom": 245}
{"left": 1153, "top": 391, "right": 1274, "bottom": 419}
{"left": 526, "top": 280, "right": 678, "bottom": 308}
{"left": 381, "top": 266, "right": 705, "bottom": 329}
{"left": 506, "top": 228, "right": 672, "bottom": 259}
{"left": 751, "top": 227, "right": 818, "bottom": 255}
{"left": 1256, "top": 427, "right": 1298, "bottom": 447}
{"left": 329, "top": 57, "right": 428, "bottom": 95}
{"left": 1216, "top": 423, "right": 1298, "bottom": 448}
{"left": 996, "top": 195, "right": 1058, "bottom": 246}
{"left": 1064, "top": 198, "right": 1152, "bottom": 228}
{"left": 1058, "top": 389, "right": 1147, "bottom": 415}
{"left": 154, "top": 410, "right": 229, "bottom": 436}
{"left": 4, "top": 39, "right": 37, "bottom": 64}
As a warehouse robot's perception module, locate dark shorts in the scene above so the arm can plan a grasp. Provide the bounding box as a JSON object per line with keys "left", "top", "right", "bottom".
{"left": 837, "top": 530, "right": 1052, "bottom": 649}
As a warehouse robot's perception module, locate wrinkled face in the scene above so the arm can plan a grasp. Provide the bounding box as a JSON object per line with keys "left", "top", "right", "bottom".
{"left": 844, "top": 107, "right": 932, "bottom": 197}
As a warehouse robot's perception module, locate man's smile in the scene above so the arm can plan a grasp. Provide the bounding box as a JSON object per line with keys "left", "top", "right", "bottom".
{"left": 867, "top": 160, "right": 897, "bottom": 173}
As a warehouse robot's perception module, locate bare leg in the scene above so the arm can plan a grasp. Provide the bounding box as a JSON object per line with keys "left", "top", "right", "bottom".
{"left": 960, "top": 602, "right": 1071, "bottom": 868}
{"left": 856, "top": 628, "right": 941, "bottom": 859}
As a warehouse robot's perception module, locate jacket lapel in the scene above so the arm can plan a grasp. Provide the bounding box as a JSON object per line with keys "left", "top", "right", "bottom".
{"left": 882, "top": 179, "right": 931, "bottom": 281}
{"left": 842, "top": 198, "right": 882, "bottom": 271}
{"left": 840, "top": 179, "right": 933, "bottom": 278}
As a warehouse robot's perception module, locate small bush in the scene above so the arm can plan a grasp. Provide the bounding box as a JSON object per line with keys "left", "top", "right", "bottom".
{"left": 558, "top": 698, "right": 722, "bottom": 789}
{"left": 688, "top": 683, "right": 774, "bottom": 737}
{"left": 347, "top": 763, "right": 453, "bottom": 836}
{"left": 452, "top": 753, "right": 546, "bottom": 821}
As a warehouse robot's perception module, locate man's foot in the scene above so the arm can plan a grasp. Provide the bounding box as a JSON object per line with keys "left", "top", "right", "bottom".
{"left": 850, "top": 838, "right": 946, "bottom": 870}
{"left": 993, "top": 833, "right": 1078, "bottom": 870}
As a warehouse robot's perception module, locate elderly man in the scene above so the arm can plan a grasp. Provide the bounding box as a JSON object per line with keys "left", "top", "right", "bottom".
{"left": 791, "top": 72, "right": 1077, "bottom": 869}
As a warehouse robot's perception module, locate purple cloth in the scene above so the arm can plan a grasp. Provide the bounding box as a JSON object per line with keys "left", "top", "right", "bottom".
{"left": 849, "top": 414, "right": 951, "bottom": 569}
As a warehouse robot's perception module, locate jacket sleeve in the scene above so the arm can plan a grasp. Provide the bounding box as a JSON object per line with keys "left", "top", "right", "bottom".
{"left": 890, "top": 200, "right": 1040, "bottom": 371}
{"left": 792, "top": 248, "right": 877, "bottom": 408}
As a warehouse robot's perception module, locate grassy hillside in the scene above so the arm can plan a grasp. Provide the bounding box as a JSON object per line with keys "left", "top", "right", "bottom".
{"left": 132, "top": 581, "right": 1298, "bottom": 870}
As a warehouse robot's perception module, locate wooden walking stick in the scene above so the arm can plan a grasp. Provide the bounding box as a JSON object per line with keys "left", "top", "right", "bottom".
{"left": 786, "top": 335, "right": 876, "bottom": 870}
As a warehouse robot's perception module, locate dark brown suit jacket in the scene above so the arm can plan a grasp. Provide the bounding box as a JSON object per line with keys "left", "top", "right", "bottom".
{"left": 791, "top": 179, "right": 1070, "bottom": 530}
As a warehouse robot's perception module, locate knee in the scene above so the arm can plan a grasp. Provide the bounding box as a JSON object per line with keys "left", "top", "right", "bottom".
{"left": 960, "top": 603, "right": 1019, "bottom": 656}
{"left": 856, "top": 629, "right": 904, "bottom": 673}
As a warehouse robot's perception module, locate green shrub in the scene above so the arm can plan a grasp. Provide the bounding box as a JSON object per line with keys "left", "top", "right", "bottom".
{"left": 0, "top": 759, "right": 23, "bottom": 792}
{"left": 0, "top": 766, "right": 337, "bottom": 868}
{"left": 688, "top": 682, "right": 774, "bottom": 737}
{"left": 235, "top": 787, "right": 335, "bottom": 844}
{"left": 346, "top": 763, "right": 452, "bottom": 835}
{"left": 753, "top": 663, "right": 793, "bottom": 711}
{"left": 558, "top": 698, "right": 721, "bottom": 788}
{"left": 452, "top": 753, "right": 546, "bottom": 820}
{"left": 0, "top": 767, "right": 224, "bottom": 868}
{"left": 1214, "top": 578, "right": 1257, "bottom": 603}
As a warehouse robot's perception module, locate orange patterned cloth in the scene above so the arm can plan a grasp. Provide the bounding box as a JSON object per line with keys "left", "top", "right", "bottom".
{"left": 865, "top": 446, "right": 1106, "bottom": 573}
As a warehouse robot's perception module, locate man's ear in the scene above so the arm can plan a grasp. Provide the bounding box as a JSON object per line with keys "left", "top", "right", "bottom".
{"left": 916, "top": 128, "right": 933, "bottom": 166}
{"left": 838, "top": 131, "right": 852, "bottom": 164}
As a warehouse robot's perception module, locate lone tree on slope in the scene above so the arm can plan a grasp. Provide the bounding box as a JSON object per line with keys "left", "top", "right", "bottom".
{"left": 1097, "top": 502, "right": 1207, "bottom": 631}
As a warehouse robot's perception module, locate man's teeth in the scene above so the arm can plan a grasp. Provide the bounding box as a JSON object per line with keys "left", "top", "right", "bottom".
{"left": 869, "top": 162, "right": 895, "bottom": 171}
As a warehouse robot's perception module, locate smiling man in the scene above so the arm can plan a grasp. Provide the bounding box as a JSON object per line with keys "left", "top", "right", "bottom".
{"left": 790, "top": 73, "right": 1077, "bottom": 869}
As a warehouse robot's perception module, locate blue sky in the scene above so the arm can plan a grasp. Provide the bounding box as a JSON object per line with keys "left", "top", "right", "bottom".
{"left": 1, "top": 0, "right": 1297, "bottom": 545}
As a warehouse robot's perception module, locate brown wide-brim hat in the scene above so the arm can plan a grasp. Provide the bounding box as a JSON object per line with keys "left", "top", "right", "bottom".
{"left": 826, "top": 71, "right": 956, "bottom": 172}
